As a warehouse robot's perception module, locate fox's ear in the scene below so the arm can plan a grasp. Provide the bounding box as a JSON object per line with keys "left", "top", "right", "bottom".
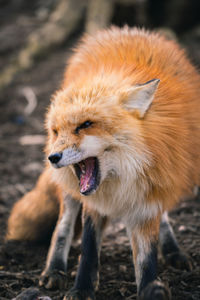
{"left": 123, "top": 79, "right": 160, "bottom": 118}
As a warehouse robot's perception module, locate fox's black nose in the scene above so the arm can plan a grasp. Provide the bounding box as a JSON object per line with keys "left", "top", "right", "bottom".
{"left": 48, "top": 152, "right": 62, "bottom": 164}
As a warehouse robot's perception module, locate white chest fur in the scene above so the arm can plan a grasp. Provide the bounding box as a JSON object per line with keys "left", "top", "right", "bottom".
{"left": 82, "top": 177, "right": 162, "bottom": 227}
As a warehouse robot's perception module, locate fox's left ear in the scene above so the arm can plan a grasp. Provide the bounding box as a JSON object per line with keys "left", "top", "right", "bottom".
{"left": 123, "top": 79, "right": 160, "bottom": 118}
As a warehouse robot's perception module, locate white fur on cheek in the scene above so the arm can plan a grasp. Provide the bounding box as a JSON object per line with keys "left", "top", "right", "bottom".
{"left": 80, "top": 135, "right": 109, "bottom": 157}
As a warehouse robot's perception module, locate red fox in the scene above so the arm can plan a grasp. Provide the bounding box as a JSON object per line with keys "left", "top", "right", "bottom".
{"left": 7, "top": 26, "right": 200, "bottom": 300}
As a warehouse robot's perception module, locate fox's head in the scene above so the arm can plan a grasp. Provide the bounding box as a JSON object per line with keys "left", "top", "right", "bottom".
{"left": 46, "top": 77, "right": 159, "bottom": 196}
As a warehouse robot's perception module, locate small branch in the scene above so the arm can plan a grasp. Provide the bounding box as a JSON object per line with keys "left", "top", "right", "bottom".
{"left": 0, "top": 271, "right": 28, "bottom": 279}
{"left": 19, "top": 87, "right": 38, "bottom": 116}
{"left": 19, "top": 135, "right": 46, "bottom": 145}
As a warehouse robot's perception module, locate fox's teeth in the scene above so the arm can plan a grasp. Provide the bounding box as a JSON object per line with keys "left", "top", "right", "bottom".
{"left": 80, "top": 162, "right": 86, "bottom": 173}
{"left": 78, "top": 161, "right": 86, "bottom": 174}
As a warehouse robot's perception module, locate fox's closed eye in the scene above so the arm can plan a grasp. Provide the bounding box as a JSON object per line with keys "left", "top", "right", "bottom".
{"left": 75, "top": 120, "right": 93, "bottom": 134}
{"left": 53, "top": 129, "right": 58, "bottom": 136}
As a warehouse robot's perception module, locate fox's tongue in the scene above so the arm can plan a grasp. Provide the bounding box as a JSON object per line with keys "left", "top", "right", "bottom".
{"left": 74, "top": 157, "right": 100, "bottom": 195}
{"left": 79, "top": 157, "right": 95, "bottom": 194}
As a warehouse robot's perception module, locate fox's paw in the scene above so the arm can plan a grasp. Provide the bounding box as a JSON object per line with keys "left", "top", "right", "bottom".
{"left": 64, "top": 288, "right": 95, "bottom": 300}
{"left": 39, "top": 269, "right": 67, "bottom": 290}
{"left": 164, "top": 251, "right": 192, "bottom": 271}
{"left": 139, "top": 281, "right": 171, "bottom": 300}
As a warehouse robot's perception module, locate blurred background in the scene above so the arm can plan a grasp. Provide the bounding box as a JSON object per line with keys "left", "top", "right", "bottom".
{"left": 0, "top": 1, "right": 200, "bottom": 299}
{"left": 0, "top": 0, "right": 200, "bottom": 89}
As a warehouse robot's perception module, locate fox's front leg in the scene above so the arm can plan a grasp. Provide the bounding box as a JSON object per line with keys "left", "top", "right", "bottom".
{"left": 39, "top": 194, "right": 81, "bottom": 289}
{"left": 65, "top": 210, "right": 107, "bottom": 300}
{"left": 127, "top": 217, "right": 171, "bottom": 300}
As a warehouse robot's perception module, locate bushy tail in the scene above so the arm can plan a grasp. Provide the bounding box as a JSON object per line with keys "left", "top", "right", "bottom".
{"left": 6, "top": 167, "right": 60, "bottom": 242}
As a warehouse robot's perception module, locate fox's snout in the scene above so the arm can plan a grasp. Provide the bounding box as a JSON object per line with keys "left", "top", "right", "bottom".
{"left": 48, "top": 147, "right": 83, "bottom": 168}
{"left": 48, "top": 152, "right": 62, "bottom": 164}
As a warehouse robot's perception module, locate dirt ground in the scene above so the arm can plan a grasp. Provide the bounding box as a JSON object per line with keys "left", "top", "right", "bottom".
{"left": 0, "top": 3, "right": 200, "bottom": 300}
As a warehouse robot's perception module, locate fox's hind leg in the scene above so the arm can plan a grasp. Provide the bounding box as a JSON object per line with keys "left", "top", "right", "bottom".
{"left": 39, "top": 194, "right": 81, "bottom": 290}
{"left": 6, "top": 168, "right": 59, "bottom": 242}
{"left": 159, "top": 212, "right": 192, "bottom": 271}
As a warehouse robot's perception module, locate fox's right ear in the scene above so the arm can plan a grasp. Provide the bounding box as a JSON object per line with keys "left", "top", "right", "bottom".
{"left": 123, "top": 79, "right": 160, "bottom": 118}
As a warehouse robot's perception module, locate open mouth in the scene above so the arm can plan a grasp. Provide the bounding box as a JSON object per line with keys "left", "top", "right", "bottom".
{"left": 74, "top": 157, "right": 100, "bottom": 195}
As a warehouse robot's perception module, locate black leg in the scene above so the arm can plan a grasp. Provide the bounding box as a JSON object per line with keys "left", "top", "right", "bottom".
{"left": 138, "top": 242, "right": 158, "bottom": 295}
{"left": 138, "top": 241, "right": 171, "bottom": 300}
{"left": 65, "top": 213, "right": 106, "bottom": 300}
{"left": 127, "top": 219, "right": 171, "bottom": 300}
{"left": 159, "top": 212, "right": 192, "bottom": 271}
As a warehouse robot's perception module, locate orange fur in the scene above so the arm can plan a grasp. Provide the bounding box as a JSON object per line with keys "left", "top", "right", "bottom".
{"left": 8, "top": 26, "right": 200, "bottom": 240}
{"left": 131, "top": 215, "right": 160, "bottom": 263}
{"left": 46, "top": 26, "right": 200, "bottom": 217}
